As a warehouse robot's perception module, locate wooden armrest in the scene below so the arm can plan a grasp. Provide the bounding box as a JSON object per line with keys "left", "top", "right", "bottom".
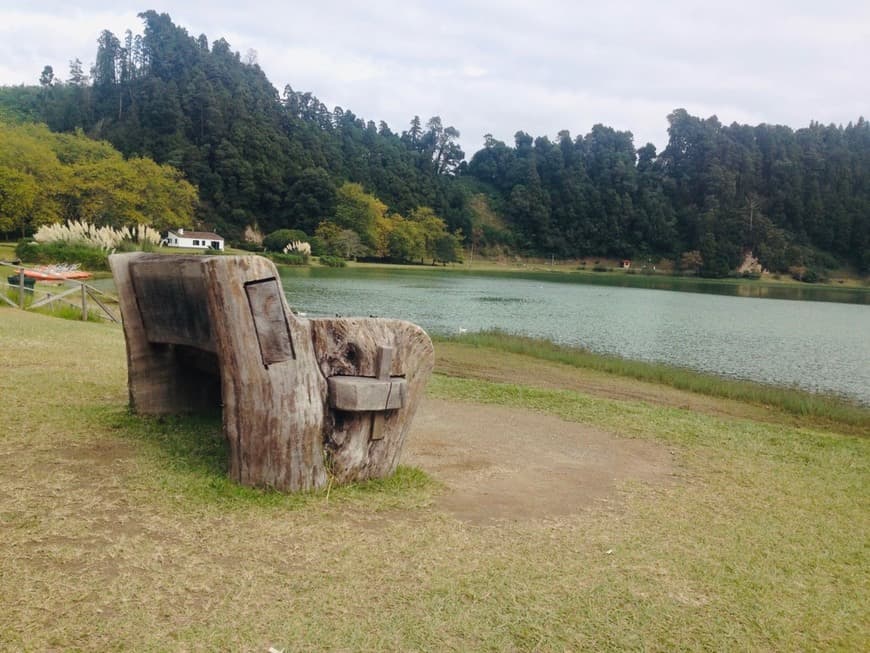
{"left": 327, "top": 344, "right": 407, "bottom": 411}
{"left": 328, "top": 376, "right": 407, "bottom": 411}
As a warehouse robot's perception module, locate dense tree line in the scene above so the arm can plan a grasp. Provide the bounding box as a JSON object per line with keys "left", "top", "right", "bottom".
{"left": 468, "top": 114, "right": 870, "bottom": 274}
{"left": 0, "top": 11, "right": 867, "bottom": 273}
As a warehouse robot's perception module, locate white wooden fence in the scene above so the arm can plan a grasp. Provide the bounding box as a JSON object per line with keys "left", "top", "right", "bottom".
{"left": 0, "top": 261, "right": 120, "bottom": 323}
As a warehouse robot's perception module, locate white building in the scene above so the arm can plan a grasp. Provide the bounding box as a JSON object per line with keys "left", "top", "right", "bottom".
{"left": 164, "top": 228, "right": 225, "bottom": 251}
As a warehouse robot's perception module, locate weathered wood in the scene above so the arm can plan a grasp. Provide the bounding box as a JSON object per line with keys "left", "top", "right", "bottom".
{"left": 202, "top": 256, "right": 328, "bottom": 491}
{"left": 244, "top": 278, "right": 295, "bottom": 366}
{"left": 29, "top": 285, "right": 80, "bottom": 309}
{"left": 328, "top": 376, "right": 407, "bottom": 411}
{"left": 129, "top": 256, "right": 215, "bottom": 351}
{"left": 371, "top": 345, "right": 394, "bottom": 439}
{"left": 375, "top": 345, "right": 393, "bottom": 380}
{"left": 85, "top": 288, "right": 120, "bottom": 323}
{"left": 109, "top": 253, "right": 221, "bottom": 415}
{"left": 310, "top": 317, "right": 434, "bottom": 483}
{"left": 110, "top": 252, "right": 434, "bottom": 492}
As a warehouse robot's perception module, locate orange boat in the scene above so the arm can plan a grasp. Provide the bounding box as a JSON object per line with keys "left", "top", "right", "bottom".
{"left": 22, "top": 265, "right": 93, "bottom": 281}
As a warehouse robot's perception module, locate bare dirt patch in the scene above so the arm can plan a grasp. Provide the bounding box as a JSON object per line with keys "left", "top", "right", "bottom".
{"left": 406, "top": 397, "right": 674, "bottom": 523}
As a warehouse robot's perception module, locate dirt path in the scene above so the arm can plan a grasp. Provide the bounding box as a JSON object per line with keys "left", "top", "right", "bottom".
{"left": 406, "top": 397, "right": 674, "bottom": 523}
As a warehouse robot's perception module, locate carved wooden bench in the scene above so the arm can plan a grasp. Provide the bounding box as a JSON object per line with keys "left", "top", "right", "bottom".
{"left": 109, "top": 253, "right": 434, "bottom": 491}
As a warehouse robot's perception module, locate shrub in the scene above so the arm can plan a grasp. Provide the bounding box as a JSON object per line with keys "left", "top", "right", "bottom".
{"left": 812, "top": 250, "right": 840, "bottom": 270}
{"left": 283, "top": 241, "right": 312, "bottom": 256}
{"left": 15, "top": 240, "right": 109, "bottom": 270}
{"left": 267, "top": 252, "right": 308, "bottom": 266}
{"left": 319, "top": 255, "right": 346, "bottom": 268}
{"left": 309, "top": 235, "right": 327, "bottom": 257}
{"left": 14, "top": 240, "right": 40, "bottom": 261}
{"left": 264, "top": 229, "right": 309, "bottom": 252}
{"left": 230, "top": 240, "right": 265, "bottom": 252}
{"left": 592, "top": 264, "right": 609, "bottom": 272}
{"left": 243, "top": 225, "right": 264, "bottom": 246}
{"left": 34, "top": 220, "right": 160, "bottom": 250}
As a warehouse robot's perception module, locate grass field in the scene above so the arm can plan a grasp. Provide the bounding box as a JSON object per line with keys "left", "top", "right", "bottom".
{"left": 0, "top": 310, "right": 867, "bottom": 651}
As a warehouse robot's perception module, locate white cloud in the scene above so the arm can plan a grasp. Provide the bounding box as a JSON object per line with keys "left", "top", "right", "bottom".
{"left": 462, "top": 65, "right": 487, "bottom": 78}
{"left": 253, "top": 43, "right": 385, "bottom": 86}
{"left": 0, "top": 8, "right": 141, "bottom": 75}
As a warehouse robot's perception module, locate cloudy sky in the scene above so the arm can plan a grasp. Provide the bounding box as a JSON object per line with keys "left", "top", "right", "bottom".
{"left": 1, "top": 1, "right": 868, "bottom": 155}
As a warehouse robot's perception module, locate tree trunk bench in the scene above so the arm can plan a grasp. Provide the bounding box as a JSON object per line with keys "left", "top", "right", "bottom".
{"left": 109, "top": 253, "right": 434, "bottom": 491}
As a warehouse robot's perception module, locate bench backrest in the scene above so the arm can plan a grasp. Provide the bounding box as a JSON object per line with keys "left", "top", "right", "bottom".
{"left": 128, "top": 255, "right": 300, "bottom": 368}
{"left": 129, "top": 256, "right": 215, "bottom": 350}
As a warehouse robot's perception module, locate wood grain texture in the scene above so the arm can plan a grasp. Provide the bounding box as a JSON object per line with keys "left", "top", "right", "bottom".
{"left": 129, "top": 256, "right": 215, "bottom": 351}
{"left": 109, "top": 253, "right": 221, "bottom": 415}
{"left": 370, "top": 345, "right": 394, "bottom": 439}
{"left": 202, "top": 256, "right": 329, "bottom": 491}
{"left": 327, "top": 376, "right": 407, "bottom": 411}
{"left": 310, "top": 317, "right": 434, "bottom": 483}
{"left": 245, "top": 278, "right": 295, "bottom": 365}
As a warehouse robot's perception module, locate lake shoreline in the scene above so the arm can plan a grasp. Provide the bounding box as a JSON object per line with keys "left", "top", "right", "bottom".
{"left": 333, "top": 257, "right": 870, "bottom": 305}
{"left": 275, "top": 264, "right": 870, "bottom": 404}
{"left": 436, "top": 332, "right": 870, "bottom": 431}
{"left": 5, "top": 239, "right": 867, "bottom": 305}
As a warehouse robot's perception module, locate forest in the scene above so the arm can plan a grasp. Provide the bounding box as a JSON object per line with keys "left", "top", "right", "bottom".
{"left": 0, "top": 10, "right": 867, "bottom": 275}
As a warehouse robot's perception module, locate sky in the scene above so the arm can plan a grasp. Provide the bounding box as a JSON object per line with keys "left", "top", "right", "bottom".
{"left": 1, "top": 1, "right": 868, "bottom": 156}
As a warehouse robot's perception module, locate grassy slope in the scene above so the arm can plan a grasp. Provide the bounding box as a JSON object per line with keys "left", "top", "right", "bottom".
{"left": 0, "top": 310, "right": 867, "bottom": 651}
{"left": 436, "top": 332, "right": 870, "bottom": 432}
{"left": 0, "top": 243, "right": 16, "bottom": 267}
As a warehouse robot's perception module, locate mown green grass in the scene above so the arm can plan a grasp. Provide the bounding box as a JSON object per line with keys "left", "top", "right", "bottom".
{"left": 1, "top": 310, "right": 868, "bottom": 651}
{"left": 1, "top": 285, "right": 110, "bottom": 322}
{"left": 439, "top": 330, "right": 870, "bottom": 431}
{"left": 96, "top": 406, "right": 435, "bottom": 512}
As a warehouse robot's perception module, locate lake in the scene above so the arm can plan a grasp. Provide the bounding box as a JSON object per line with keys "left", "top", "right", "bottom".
{"left": 277, "top": 267, "right": 870, "bottom": 405}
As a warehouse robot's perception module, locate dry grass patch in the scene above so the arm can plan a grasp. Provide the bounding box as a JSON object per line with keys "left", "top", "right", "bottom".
{"left": 1, "top": 310, "right": 868, "bottom": 651}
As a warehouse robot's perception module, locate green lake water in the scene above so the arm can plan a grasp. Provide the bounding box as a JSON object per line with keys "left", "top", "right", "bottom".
{"left": 277, "top": 267, "right": 870, "bottom": 405}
